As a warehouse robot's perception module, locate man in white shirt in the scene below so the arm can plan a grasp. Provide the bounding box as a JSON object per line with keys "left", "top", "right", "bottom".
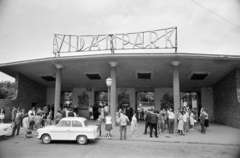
{"left": 119, "top": 113, "right": 129, "bottom": 140}
{"left": 167, "top": 109, "right": 175, "bottom": 134}
{"left": 28, "top": 107, "right": 36, "bottom": 116}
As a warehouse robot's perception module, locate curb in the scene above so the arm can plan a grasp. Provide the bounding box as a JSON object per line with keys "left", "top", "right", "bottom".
{"left": 97, "top": 137, "right": 240, "bottom": 147}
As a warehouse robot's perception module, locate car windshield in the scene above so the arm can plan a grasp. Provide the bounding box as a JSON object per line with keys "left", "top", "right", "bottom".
{"left": 84, "top": 120, "right": 88, "bottom": 126}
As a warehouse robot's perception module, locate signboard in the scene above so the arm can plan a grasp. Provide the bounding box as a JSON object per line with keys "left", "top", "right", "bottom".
{"left": 53, "top": 27, "right": 177, "bottom": 56}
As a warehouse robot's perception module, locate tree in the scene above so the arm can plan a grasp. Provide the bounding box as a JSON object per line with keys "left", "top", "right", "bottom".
{"left": 160, "top": 93, "right": 173, "bottom": 110}
{"left": 0, "top": 81, "right": 16, "bottom": 99}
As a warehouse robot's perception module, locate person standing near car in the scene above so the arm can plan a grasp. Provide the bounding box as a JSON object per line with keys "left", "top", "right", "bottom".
{"left": 54, "top": 109, "right": 62, "bottom": 125}
{"left": 12, "top": 109, "right": 24, "bottom": 136}
{"left": 96, "top": 115, "right": 103, "bottom": 136}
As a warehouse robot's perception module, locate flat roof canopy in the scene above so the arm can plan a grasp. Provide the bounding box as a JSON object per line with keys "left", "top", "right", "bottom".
{"left": 1, "top": 53, "right": 240, "bottom": 88}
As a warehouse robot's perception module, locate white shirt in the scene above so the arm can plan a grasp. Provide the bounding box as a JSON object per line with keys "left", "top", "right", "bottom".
{"left": 168, "top": 111, "right": 175, "bottom": 119}
{"left": 28, "top": 110, "right": 35, "bottom": 116}
{"left": 105, "top": 116, "right": 112, "bottom": 124}
{"left": 89, "top": 107, "right": 93, "bottom": 112}
{"left": 104, "top": 106, "right": 108, "bottom": 112}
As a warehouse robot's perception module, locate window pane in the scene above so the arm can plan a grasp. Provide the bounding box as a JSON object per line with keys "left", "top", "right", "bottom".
{"left": 72, "top": 121, "right": 82, "bottom": 127}
{"left": 58, "top": 121, "right": 71, "bottom": 127}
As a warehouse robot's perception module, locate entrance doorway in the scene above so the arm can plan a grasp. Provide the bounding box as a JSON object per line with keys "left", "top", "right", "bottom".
{"left": 136, "top": 91, "right": 154, "bottom": 120}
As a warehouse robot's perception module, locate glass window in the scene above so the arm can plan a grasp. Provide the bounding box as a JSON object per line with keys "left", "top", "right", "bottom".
{"left": 57, "top": 120, "right": 71, "bottom": 127}
{"left": 72, "top": 121, "right": 82, "bottom": 127}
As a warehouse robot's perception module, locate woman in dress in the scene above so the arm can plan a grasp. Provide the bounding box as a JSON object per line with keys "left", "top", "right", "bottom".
{"left": 131, "top": 113, "right": 138, "bottom": 137}
{"left": 105, "top": 113, "right": 113, "bottom": 139}
{"left": 189, "top": 110, "right": 195, "bottom": 130}
{"left": 157, "top": 111, "right": 164, "bottom": 135}
{"left": 178, "top": 111, "right": 185, "bottom": 136}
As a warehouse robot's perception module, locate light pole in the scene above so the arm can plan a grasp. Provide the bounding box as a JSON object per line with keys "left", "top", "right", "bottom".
{"left": 106, "top": 77, "right": 112, "bottom": 115}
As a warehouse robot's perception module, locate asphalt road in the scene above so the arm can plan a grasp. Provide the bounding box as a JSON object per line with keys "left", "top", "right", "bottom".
{"left": 0, "top": 135, "right": 240, "bottom": 158}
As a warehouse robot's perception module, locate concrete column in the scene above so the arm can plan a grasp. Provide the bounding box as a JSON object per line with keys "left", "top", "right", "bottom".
{"left": 54, "top": 64, "right": 64, "bottom": 117}
{"left": 172, "top": 61, "right": 181, "bottom": 133}
{"left": 109, "top": 61, "right": 118, "bottom": 126}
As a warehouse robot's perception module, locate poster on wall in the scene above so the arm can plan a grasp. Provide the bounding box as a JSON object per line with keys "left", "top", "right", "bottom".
{"left": 192, "top": 100, "right": 197, "bottom": 108}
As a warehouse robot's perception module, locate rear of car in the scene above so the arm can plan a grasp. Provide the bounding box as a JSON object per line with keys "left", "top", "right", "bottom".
{"left": 0, "top": 123, "right": 12, "bottom": 137}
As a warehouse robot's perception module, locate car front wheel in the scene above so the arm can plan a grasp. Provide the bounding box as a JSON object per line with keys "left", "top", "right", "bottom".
{"left": 41, "top": 134, "right": 52, "bottom": 144}
{"left": 77, "top": 135, "right": 88, "bottom": 145}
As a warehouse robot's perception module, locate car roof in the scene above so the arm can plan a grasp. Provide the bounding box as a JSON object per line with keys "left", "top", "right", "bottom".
{"left": 61, "top": 117, "right": 87, "bottom": 121}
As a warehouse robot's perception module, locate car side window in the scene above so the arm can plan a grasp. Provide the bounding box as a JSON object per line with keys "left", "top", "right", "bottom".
{"left": 57, "top": 120, "right": 71, "bottom": 127}
{"left": 72, "top": 121, "right": 82, "bottom": 127}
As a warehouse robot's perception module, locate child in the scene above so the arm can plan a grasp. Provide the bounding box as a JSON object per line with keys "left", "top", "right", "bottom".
{"left": 96, "top": 115, "right": 103, "bottom": 136}
{"left": 200, "top": 110, "right": 207, "bottom": 134}
{"left": 204, "top": 110, "right": 209, "bottom": 131}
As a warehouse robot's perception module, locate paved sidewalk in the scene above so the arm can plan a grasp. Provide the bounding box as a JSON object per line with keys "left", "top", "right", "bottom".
{"left": 91, "top": 120, "right": 240, "bottom": 146}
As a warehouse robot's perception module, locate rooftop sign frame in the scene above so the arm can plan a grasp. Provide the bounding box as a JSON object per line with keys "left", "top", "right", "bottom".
{"left": 53, "top": 27, "right": 177, "bottom": 57}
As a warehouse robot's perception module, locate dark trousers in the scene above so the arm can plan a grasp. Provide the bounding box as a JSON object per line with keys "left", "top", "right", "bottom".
{"left": 150, "top": 123, "right": 158, "bottom": 137}
{"left": 97, "top": 125, "right": 101, "bottom": 136}
{"left": 29, "top": 121, "right": 35, "bottom": 130}
{"left": 41, "top": 119, "right": 44, "bottom": 127}
{"left": 168, "top": 119, "right": 174, "bottom": 134}
{"left": 144, "top": 122, "right": 151, "bottom": 134}
{"left": 12, "top": 123, "right": 21, "bottom": 136}
{"left": 120, "top": 125, "right": 127, "bottom": 140}
{"left": 201, "top": 123, "right": 206, "bottom": 133}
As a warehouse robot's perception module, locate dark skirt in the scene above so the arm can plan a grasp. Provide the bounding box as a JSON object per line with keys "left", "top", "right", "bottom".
{"left": 105, "top": 124, "right": 113, "bottom": 131}
{"left": 204, "top": 119, "right": 209, "bottom": 127}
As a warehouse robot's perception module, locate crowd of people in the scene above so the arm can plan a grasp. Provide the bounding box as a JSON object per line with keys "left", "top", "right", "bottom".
{"left": 94, "top": 105, "right": 209, "bottom": 140}
{"left": 8, "top": 104, "right": 80, "bottom": 138}
{"left": 1, "top": 103, "right": 209, "bottom": 140}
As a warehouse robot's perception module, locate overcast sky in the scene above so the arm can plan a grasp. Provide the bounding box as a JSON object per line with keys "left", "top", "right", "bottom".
{"left": 0, "top": 0, "right": 240, "bottom": 81}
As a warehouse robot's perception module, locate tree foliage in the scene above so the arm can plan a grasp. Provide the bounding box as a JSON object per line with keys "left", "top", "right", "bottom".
{"left": 0, "top": 81, "right": 16, "bottom": 99}
{"left": 160, "top": 93, "right": 173, "bottom": 110}
{"left": 137, "top": 92, "right": 154, "bottom": 103}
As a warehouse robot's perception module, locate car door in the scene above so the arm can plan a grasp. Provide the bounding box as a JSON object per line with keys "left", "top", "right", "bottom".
{"left": 71, "top": 120, "right": 86, "bottom": 140}
{"left": 53, "top": 120, "right": 71, "bottom": 140}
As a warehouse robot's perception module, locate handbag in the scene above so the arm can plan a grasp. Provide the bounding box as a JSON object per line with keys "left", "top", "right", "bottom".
{"left": 26, "top": 129, "right": 32, "bottom": 135}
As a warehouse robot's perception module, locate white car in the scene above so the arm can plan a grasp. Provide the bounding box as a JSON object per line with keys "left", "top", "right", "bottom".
{"left": 37, "top": 117, "right": 99, "bottom": 145}
{"left": 0, "top": 123, "right": 13, "bottom": 137}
